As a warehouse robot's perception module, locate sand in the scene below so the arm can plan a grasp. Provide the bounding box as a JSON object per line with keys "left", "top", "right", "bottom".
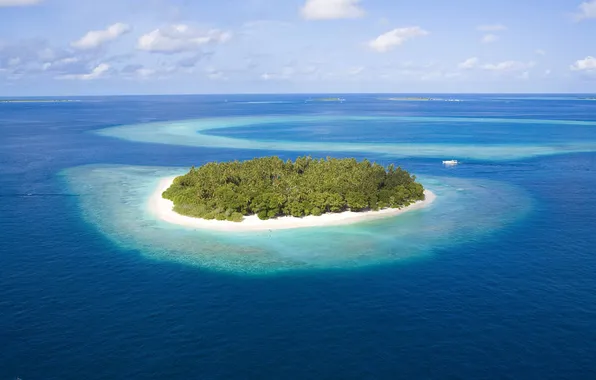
{"left": 149, "top": 177, "right": 436, "bottom": 231}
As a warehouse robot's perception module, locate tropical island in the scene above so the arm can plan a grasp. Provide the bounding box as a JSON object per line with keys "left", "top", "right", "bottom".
{"left": 151, "top": 156, "right": 434, "bottom": 231}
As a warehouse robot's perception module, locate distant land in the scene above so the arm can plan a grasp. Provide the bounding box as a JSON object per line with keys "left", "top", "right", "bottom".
{"left": 379, "top": 97, "right": 462, "bottom": 102}
{"left": 0, "top": 99, "right": 81, "bottom": 103}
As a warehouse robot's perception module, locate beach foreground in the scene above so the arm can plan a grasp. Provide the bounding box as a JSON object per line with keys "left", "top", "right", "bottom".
{"left": 149, "top": 177, "right": 436, "bottom": 231}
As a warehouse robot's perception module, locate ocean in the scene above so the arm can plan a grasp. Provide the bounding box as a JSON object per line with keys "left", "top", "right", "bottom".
{"left": 1, "top": 94, "right": 596, "bottom": 379}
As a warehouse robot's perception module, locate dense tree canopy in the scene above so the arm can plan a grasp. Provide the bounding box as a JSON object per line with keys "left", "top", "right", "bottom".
{"left": 162, "top": 156, "right": 425, "bottom": 222}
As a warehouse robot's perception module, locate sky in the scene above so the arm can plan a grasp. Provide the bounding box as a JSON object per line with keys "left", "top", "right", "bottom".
{"left": 0, "top": 0, "right": 595, "bottom": 95}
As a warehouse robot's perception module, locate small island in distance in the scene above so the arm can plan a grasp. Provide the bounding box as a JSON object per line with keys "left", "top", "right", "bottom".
{"left": 380, "top": 97, "right": 462, "bottom": 102}
{"left": 0, "top": 99, "right": 81, "bottom": 103}
{"left": 161, "top": 156, "right": 426, "bottom": 223}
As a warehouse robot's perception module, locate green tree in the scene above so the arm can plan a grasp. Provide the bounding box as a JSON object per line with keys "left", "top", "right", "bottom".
{"left": 162, "top": 156, "right": 425, "bottom": 222}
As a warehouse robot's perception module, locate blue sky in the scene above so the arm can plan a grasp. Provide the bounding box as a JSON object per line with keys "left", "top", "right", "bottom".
{"left": 0, "top": 0, "right": 595, "bottom": 95}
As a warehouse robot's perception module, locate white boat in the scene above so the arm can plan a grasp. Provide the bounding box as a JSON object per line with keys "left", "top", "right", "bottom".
{"left": 442, "top": 160, "right": 459, "bottom": 166}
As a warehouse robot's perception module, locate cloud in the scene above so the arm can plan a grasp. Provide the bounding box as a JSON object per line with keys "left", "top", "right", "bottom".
{"left": 570, "top": 56, "right": 596, "bottom": 71}
{"left": 0, "top": 0, "right": 41, "bottom": 6}
{"left": 0, "top": 39, "right": 99, "bottom": 77}
{"left": 481, "top": 34, "right": 499, "bottom": 43}
{"left": 176, "top": 53, "right": 211, "bottom": 68}
{"left": 301, "top": 0, "right": 364, "bottom": 20}
{"left": 368, "top": 26, "right": 429, "bottom": 52}
{"left": 43, "top": 56, "right": 83, "bottom": 72}
{"left": 121, "top": 64, "right": 143, "bottom": 74}
{"left": 137, "top": 24, "right": 231, "bottom": 53}
{"left": 120, "top": 63, "right": 186, "bottom": 80}
{"left": 575, "top": 0, "right": 596, "bottom": 20}
{"left": 535, "top": 49, "right": 546, "bottom": 56}
{"left": 123, "top": 65, "right": 156, "bottom": 79}
{"left": 458, "top": 57, "right": 479, "bottom": 69}
{"left": 457, "top": 58, "right": 534, "bottom": 73}
{"left": 477, "top": 24, "right": 507, "bottom": 31}
{"left": 481, "top": 60, "right": 535, "bottom": 72}
{"left": 59, "top": 63, "right": 110, "bottom": 80}
{"left": 72, "top": 23, "right": 131, "bottom": 50}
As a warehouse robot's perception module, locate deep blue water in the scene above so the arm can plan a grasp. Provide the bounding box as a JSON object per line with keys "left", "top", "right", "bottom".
{"left": 2, "top": 94, "right": 596, "bottom": 379}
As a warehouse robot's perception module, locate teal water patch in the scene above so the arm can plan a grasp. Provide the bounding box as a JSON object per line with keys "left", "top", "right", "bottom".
{"left": 60, "top": 165, "right": 532, "bottom": 275}
{"left": 94, "top": 116, "right": 596, "bottom": 161}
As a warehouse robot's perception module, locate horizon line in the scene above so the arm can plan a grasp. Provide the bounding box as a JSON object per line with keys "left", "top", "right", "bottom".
{"left": 1, "top": 92, "right": 595, "bottom": 98}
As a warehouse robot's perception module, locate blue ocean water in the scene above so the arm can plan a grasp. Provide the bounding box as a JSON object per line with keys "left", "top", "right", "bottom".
{"left": 2, "top": 94, "right": 596, "bottom": 378}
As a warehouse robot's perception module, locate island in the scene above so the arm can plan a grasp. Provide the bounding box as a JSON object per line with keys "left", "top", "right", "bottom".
{"left": 379, "top": 97, "right": 462, "bottom": 102}
{"left": 0, "top": 99, "right": 81, "bottom": 103}
{"left": 150, "top": 156, "right": 435, "bottom": 231}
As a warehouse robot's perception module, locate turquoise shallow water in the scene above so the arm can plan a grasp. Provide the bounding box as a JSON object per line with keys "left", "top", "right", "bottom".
{"left": 61, "top": 165, "right": 531, "bottom": 274}
{"left": 96, "top": 115, "right": 596, "bottom": 160}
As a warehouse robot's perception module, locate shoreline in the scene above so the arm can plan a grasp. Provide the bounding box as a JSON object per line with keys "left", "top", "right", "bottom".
{"left": 149, "top": 177, "right": 436, "bottom": 231}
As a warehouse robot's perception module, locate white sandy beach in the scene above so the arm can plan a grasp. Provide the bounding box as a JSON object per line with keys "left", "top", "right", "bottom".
{"left": 149, "top": 176, "right": 436, "bottom": 231}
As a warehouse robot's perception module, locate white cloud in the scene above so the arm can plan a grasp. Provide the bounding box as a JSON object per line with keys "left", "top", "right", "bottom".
{"left": 59, "top": 63, "right": 110, "bottom": 80}
{"left": 458, "top": 57, "right": 479, "bottom": 69}
{"left": 137, "top": 25, "right": 231, "bottom": 53}
{"left": 570, "top": 56, "right": 596, "bottom": 71}
{"left": 301, "top": 0, "right": 364, "bottom": 20}
{"left": 368, "top": 26, "right": 429, "bottom": 52}
{"left": 42, "top": 56, "right": 80, "bottom": 71}
{"left": 477, "top": 24, "right": 507, "bottom": 31}
{"left": 575, "top": 0, "right": 596, "bottom": 20}
{"left": 72, "top": 23, "right": 131, "bottom": 50}
{"left": 137, "top": 68, "right": 155, "bottom": 77}
{"left": 121, "top": 63, "right": 186, "bottom": 80}
{"left": 481, "top": 60, "right": 535, "bottom": 71}
{"left": 544, "top": 69, "right": 552, "bottom": 76}
{"left": 0, "top": 39, "right": 101, "bottom": 78}
{"left": 458, "top": 58, "right": 535, "bottom": 73}
{"left": 481, "top": 34, "right": 499, "bottom": 43}
{"left": 0, "top": 0, "right": 42, "bottom": 6}
{"left": 121, "top": 65, "right": 156, "bottom": 79}
{"left": 535, "top": 49, "right": 546, "bottom": 56}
